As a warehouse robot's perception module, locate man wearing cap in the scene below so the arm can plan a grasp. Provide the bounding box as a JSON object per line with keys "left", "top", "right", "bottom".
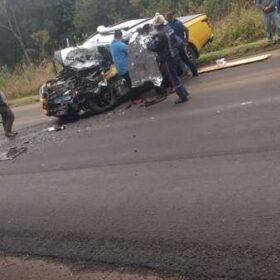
{"left": 257, "top": 0, "right": 280, "bottom": 40}
{"left": 0, "top": 90, "right": 17, "bottom": 138}
{"left": 147, "top": 13, "right": 190, "bottom": 104}
{"left": 110, "top": 30, "right": 132, "bottom": 87}
{"left": 165, "top": 11, "right": 198, "bottom": 77}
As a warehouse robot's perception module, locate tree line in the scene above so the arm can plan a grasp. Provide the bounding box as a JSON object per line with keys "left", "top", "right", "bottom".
{"left": 0, "top": 0, "right": 255, "bottom": 67}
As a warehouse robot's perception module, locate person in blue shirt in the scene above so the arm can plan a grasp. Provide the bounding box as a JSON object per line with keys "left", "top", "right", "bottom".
{"left": 257, "top": 0, "right": 280, "bottom": 40}
{"left": 165, "top": 11, "right": 198, "bottom": 77}
{"left": 110, "top": 30, "right": 132, "bottom": 87}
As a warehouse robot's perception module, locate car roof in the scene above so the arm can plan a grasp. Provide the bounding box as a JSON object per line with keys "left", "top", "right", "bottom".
{"left": 83, "top": 19, "right": 149, "bottom": 47}
{"left": 81, "top": 15, "right": 202, "bottom": 49}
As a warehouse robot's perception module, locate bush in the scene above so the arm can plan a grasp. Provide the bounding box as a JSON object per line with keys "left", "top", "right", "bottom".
{"left": 0, "top": 66, "right": 9, "bottom": 87}
{"left": 203, "top": 7, "right": 265, "bottom": 52}
{"left": 1, "top": 63, "right": 55, "bottom": 100}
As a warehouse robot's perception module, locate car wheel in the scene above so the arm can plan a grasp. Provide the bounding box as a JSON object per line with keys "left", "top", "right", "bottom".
{"left": 87, "top": 86, "right": 117, "bottom": 114}
{"left": 185, "top": 45, "right": 197, "bottom": 65}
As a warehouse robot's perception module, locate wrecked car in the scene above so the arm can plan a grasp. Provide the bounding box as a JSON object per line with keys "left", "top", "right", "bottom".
{"left": 40, "top": 15, "right": 213, "bottom": 118}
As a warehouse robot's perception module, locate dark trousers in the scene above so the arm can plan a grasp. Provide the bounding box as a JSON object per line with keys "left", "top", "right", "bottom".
{"left": 178, "top": 45, "right": 198, "bottom": 75}
{"left": 121, "top": 72, "right": 132, "bottom": 88}
{"left": 1, "top": 108, "right": 15, "bottom": 135}
{"left": 160, "top": 60, "right": 189, "bottom": 99}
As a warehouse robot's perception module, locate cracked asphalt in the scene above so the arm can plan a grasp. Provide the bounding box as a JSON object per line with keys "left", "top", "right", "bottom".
{"left": 1, "top": 51, "right": 280, "bottom": 279}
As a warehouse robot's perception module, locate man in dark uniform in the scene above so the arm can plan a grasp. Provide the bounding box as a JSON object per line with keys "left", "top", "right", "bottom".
{"left": 0, "top": 91, "right": 17, "bottom": 138}
{"left": 166, "top": 11, "right": 198, "bottom": 77}
{"left": 147, "top": 14, "right": 190, "bottom": 104}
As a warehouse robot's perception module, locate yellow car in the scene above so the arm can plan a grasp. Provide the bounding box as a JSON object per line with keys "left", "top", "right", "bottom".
{"left": 180, "top": 14, "right": 214, "bottom": 62}
{"left": 84, "top": 15, "right": 213, "bottom": 63}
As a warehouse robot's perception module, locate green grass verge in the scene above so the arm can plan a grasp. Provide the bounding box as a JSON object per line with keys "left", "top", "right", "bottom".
{"left": 198, "top": 39, "right": 279, "bottom": 65}
{"left": 8, "top": 95, "right": 39, "bottom": 108}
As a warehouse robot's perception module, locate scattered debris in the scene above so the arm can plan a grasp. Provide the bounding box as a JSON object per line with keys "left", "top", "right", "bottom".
{"left": 48, "top": 125, "right": 66, "bottom": 132}
{"left": 125, "top": 104, "right": 132, "bottom": 110}
{"left": 241, "top": 101, "right": 253, "bottom": 106}
{"left": 143, "top": 95, "right": 167, "bottom": 107}
{"left": 131, "top": 98, "right": 144, "bottom": 105}
{"left": 200, "top": 54, "right": 271, "bottom": 74}
{"left": 216, "top": 58, "right": 227, "bottom": 67}
{"left": 0, "top": 146, "right": 28, "bottom": 161}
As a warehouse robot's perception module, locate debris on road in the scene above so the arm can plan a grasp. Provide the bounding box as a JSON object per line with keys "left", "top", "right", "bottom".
{"left": 199, "top": 54, "right": 271, "bottom": 74}
{"left": 47, "top": 125, "right": 66, "bottom": 132}
{"left": 143, "top": 95, "right": 168, "bottom": 107}
{"left": 0, "top": 256, "right": 163, "bottom": 280}
{"left": 241, "top": 101, "right": 253, "bottom": 106}
{"left": 0, "top": 146, "right": 27, "bottom": 161}
{"left": 216, "top": 58, "right": 227, "bottom": 67}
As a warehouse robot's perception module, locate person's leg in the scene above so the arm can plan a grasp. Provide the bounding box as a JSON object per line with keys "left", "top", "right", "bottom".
{"left": 158, "top": 61, "right": 171, "bottom": 90}
{"left": 264, "top": 12, "right": 273, "bottom": 40}
{"left": 2, "top": 108, "right": 15, "bottom": 137}
{"left": 162, "top": 61, "right": 189, "bottom": 103}
{"left": 178, "top": 57, "right": 188, "bottom": 74}
{"left": 0, "top": 112, "right": 5, "bottom": 133}
{"left": 120, "top": 72, "right": 144, "bottom": 102}
{"left": 5, "top": 109, "right": 15, "bottom": 135}
{"left": 121, "top": 72, "right": 132, "bottom": 88}
{"left": 178, "top": 45, "right": 198, "bottom": 76}
{"left": 273, "top": 11, "right": 280, "bottom": 39}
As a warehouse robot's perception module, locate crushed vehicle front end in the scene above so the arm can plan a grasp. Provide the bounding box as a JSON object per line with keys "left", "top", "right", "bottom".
{"left": 39, "top": 79, "right": 76, "bottom": 117}
{"left": 39, "top": 47, "right": 100, "bottom": 118}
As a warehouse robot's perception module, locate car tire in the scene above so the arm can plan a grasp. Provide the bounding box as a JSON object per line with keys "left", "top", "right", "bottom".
{"left": 87, "top": 86, "right": 116, "bottom": 114}
{"left": 185, "top": 45, "right": 197, "bottom": 65}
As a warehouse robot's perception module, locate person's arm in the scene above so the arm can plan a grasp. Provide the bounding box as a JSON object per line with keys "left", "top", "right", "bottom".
{"left": 121, "top": 42, "right": 129, "bottom": 54}
{"left": 277, "top": 0, "right": 280, "bottom": 10}
{"left": 266, "top": 0, "right": 276, "bottom": 9}
{"left": 256, "top": 0, "right": 264, "bottom": 9}
{"left": 147, "top": 33, "right": 167, "bottom": 52}
{"left": 263, "top": 0, "right": 276, "bottom": 12}
{"left": 182, "top": 23, "right": 189, "bottom": 43}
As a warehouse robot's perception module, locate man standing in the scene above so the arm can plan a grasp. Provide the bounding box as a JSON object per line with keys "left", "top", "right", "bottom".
{"left": 110, "top": 30, "right": 132, "bottom": 88}
{"left": 165, "top": 11, "right": 198, "bottom": 77}
{"left": 0, "top": 91, "right": 17, "bottom": 138}
{"left": 257, "top": 0, "right": 280, "bottom": 40}
{"left": 147, "top": 14, "right": 190, "bottom": 104}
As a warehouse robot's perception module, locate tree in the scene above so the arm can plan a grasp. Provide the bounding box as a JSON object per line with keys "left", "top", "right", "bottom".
{"left": 0, "top": 0, "right": 32, "bottom": 64}
{"left": 0, "top": 0, "right": 75, "bottom": 66}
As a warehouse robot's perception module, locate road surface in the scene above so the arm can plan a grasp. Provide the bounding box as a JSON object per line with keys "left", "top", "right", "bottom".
{"left": 1, "top": 51, "right": 280, "bottom": 279}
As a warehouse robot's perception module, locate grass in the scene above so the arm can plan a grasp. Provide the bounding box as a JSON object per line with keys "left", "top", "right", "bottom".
{"left": 198, "top": 39, "right": 280, "bottom": 65}
{"left": 0, "top": 62, "right": 56, "bottom": 108}
{"left": 1, "top": 62, "right": 55, "bottom": 100}
{"left": 8, "top": 95, "right": 40, "bottom": 107}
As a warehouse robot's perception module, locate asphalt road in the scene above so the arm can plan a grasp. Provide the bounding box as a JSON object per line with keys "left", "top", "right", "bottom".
{"left": 1, "top": 51, "right": 280, "bottom": 279}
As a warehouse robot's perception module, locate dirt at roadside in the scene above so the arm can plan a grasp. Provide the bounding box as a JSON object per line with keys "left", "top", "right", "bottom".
{"left": 0, "top": 256, "right": 184, "bottom": 280}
